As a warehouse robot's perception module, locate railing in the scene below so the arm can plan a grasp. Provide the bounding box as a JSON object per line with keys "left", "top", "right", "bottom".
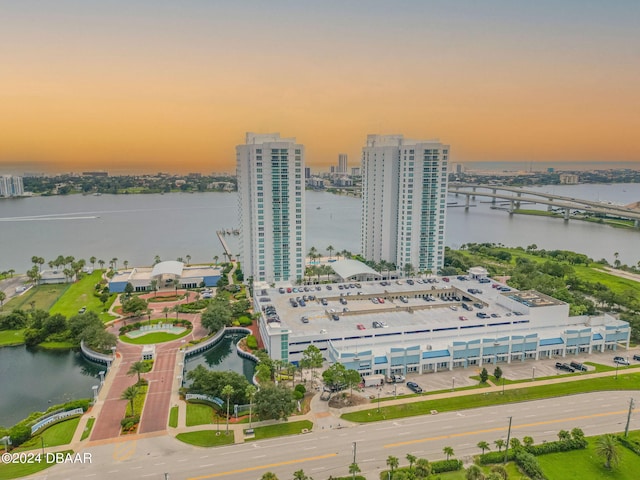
{"left": 31, "top": 408, "right": 84, "bottom": 435}
{"left": 184, "top": 326, "right": 252, "bottom": 357}
{"left": 80, "top": 340, "right": 114, "bottom": 366}
{"left": 185, "top": 393, "right": 224, "bottom": 408}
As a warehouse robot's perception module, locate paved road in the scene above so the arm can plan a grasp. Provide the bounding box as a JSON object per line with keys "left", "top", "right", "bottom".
{"left": 139, "top": 344, "right": 178, "bottom": 434}
{"left": 35, "top": 391, "right": 638, "bottom": 480}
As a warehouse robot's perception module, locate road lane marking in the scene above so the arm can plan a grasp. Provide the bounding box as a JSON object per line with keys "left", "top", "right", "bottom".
{"left": 384, "top": 409, "right": 627, "bottom": 448}
{"left": 187, "top": 453, "right": 338, "bottom": 479}
{"left": 112, "top": 440, "right": 137, "bottom": 462}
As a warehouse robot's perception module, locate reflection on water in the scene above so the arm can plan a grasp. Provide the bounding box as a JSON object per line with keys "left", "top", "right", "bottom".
{"left": 184, "top": 333, "right": 255, "bottom": 382}
{"left": 0, "top": 346, "right": 101, "bottom": 427}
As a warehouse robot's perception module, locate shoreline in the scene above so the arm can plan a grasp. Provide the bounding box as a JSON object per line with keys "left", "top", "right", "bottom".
{"left": 513, "top": 208, "right": 638, "bottom": 230}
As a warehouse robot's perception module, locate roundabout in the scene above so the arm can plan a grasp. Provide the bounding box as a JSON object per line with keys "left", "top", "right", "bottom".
{"left": 119, "top": 322, "right": 192, "bottom": 345}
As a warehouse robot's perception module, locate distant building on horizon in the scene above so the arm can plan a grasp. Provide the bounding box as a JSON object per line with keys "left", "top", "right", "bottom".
{"left": 237, "top": 133, "right": 306, "bottom": 283}
{"left": 82, "top": 171, "right": 109, "bottom": 177}
{"left": 361, "top": 134, "right": 449, "bottom": 274}
{"left": 0, "top": 175, "right": 24, "bottom": 197}
{"left": 559, "top": 173, "right": 579, "bottom": 184}
{"left": 337, "top": 153, "right": 348, "bottom": 174}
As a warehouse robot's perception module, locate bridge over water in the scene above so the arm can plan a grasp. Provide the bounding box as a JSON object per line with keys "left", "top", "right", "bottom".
{"left": 448, "top": 183, "right": 640, "bottom": 227}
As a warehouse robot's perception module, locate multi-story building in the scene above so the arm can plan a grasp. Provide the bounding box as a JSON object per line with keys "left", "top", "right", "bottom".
{"left": 237, "top": 133, "right": 306, "bottom": 283}
{"left": 0, "top": 175, "right": 24, "bottom": 197}
{"left": 361, "top": 134, "right": 449, "bottom": 274}
{"left": 338, "top": 153, "right": 348, "bottom": 174}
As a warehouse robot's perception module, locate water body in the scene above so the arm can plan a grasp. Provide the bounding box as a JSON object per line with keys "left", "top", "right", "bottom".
{"left": 0, "top": 346, "right": 102, "bottom": 427}
{"left": 1, "top": 185, "right": 638, "bottom": 273}
{"left": 184, "top": 333, "right": 255, "bottom": 383}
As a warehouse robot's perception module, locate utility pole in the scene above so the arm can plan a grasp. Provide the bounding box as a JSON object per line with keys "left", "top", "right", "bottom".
{"left": 504, "top": 416, "right": 513, "bottom": 464}
{"left": 625, "top": 398, "right": 635, "bottom": 437}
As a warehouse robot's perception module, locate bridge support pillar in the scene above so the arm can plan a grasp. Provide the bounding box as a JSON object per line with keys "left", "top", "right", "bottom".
{"left": 472, "top": 187, "right": 476, "bottom": 200}
{"left": 635, "top": 219, "right": 639, "bottom": 228}
{"left": 465, "top": 195, "right": 470, "bottom": 211}
{"left": 564, "top": 208, "right": 570, "bottom": 221}
{"left": 547, "top": 204, "right": 553, "bottom": 212}
{"left": 492, "top": 189, "right": 496, "bottom": 204}
{"left": 509, "top": 200, "right": 514, "bottom": 214}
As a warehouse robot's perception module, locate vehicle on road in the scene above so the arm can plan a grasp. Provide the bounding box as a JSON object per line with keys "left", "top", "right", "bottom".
{"left": 614, "top": 356, "right": 630, "bottom": 365}
{"left": 356, "top": 323, "right": 365, "bottom": 330}
{"left": 459, "top": 315, "right": 468, "bottom": 321}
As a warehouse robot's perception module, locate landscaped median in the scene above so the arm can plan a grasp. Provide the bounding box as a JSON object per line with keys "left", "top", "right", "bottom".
{"left": 244, "top": 420, "right": 313, "bottom": 441}
{"left": 176, "top": 430, "right": 235, "bottom": 447}
{"left": 342, "top": 371, "right": 640, "bottom": 423}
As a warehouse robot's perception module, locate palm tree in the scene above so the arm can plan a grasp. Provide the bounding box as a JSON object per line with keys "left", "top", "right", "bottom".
{"left": 172, "top": 304, "right": 180, "bottom": 320}
{"left": 246, "top": 385, "right": 257, "bottom": 428}
{"left": 154, "top": 255, "right": 161, "bottom": 265}
{"left": 415, "top": 458, "right": 431, "bottom": 478}
{"left": 221, "top": 385, "right": 234, "bottom": 434}
{"left": 293, "top": 470, "right": 311, "bottom": 480}
{"left": 348, "top": 462, "right": 361, "bottom": 478}
{"left": 595, "top": 434, "right": 620, "bottom": 469}
{"left": 260, "top": 473, "right": 278, "bottom": 480}
{"left": 406, "top": 453, "right": 417, "bottom": 470}
{"left": 494, "top": 439, "right": 506, "bottom": 452}
{"left": 443, "top": 446, "right": 455, "bottom": 460}
{"left": 128, "top": 361, "right": 150, "bottom": 384}
{"left": 557, "top": 430, "right": 571, "bottom": 442}
{"left": 162, "top": 306, "right": 170, "bottom": 320}
{"left": 213, "top": 255, "right": 219, "bottom": 265}
{"left": 111, "top": 257, "right": 118, "bottom": 270}
{"left": 90, "top": 256, "right": 96, "bottom": 269}
{"left": 0, "top": 291, "right": 6, "bottom": 311}
{"left": 523, "top": 436, "right": 534, "bottom": 448}
{"left": 186, "top": 254, "right": 191, "bottom": 266}
{"left": 98, "top": 259, "right": 105, "bottom": 269}
{"left": 477, "top": 440, "right": 490, "bottom": 454}
{"left": 465, "top": 464, "right": 485, "bottom": 480}
{"left": 8, "top": 269, "right": 15, "bottom": 278}
{"left": 326, "top": 245, "right": 334, "bottom": 260}
{"left": 121, "top": 385, "right": 139, "bottom": 416}
{"left": 150, "top": 279, "right": 158, "bottom": 296}
{"left": 386, "top": 455, "right": 399, "bottom": 473}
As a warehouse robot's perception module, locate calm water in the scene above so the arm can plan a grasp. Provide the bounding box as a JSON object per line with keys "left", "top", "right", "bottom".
{"left": 0, "top": 346, "right": 101, "bottom": 427}
{"left": 184, "top": 333, "right": 255, "bottom": 383}
{"left": 1, "top": 186, "right": 638, "bottom": 272}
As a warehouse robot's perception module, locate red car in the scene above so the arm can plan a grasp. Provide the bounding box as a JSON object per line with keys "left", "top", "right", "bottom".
{"left": 357, "top": 324, "right": 366, "bottom": 330}
{"left": 378, "top": 298, "right": 385, "bottom": 304}
{"left": 459, "top": 316, "right": 468, "bottom": 321}
{"left": 442, "top": 277, "right": 450, "bottom": 282}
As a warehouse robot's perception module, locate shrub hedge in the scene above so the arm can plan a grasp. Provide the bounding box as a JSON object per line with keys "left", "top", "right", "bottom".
{"left": 431, "top": 459, "right": 463, "bottom": 473}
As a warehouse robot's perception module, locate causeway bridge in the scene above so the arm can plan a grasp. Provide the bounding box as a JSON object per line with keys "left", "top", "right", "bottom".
{"left": 448, "top": 183, "right": 640, "bottom": 227}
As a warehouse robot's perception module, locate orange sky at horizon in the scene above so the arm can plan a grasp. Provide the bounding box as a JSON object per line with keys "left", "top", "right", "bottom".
{"left": 2, "top": 1, "right": 639, "bottom": 173}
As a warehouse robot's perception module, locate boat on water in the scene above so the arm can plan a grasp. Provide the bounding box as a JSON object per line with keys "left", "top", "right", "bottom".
{"left": 316, "top": 206, "right": 321, "bottom": 210}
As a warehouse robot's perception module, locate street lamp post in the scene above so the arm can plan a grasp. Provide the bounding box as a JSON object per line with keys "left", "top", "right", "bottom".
{"left": 352, "top": 442, "right": 357, "bottom": 480}
{"left": 616, "top": 362, "right": 619, "bottom": 380}
{"left": 41, "top": 436, "right": 45, "bottom": 456}
{"left": 502, "top": 377, "right": 505, "bottom": 395}
{"left": 451, "top": 377, "right": 455, "bottom": 391}
{"left": 377, "top": 390, "right": 381, "bottom": 413}
{"left": 532, "top": 367, "right": 536, "bottom": 381}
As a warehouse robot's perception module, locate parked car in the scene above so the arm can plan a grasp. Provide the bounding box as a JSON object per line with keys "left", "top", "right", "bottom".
{"left": 78, "top": 306, "right": 87, "bottom": 314}
{"left": 332, "top": 314, "right": 340, "bottom": 321}
{"left": 614, "top": 356, "right": 630, "bottom": 366}
{"left": 357, "top": 323, "right": 365, "bottom": 330}
{"left": 459, "top": 316, "right": 468, "bottom": 321}
{"left": 300, "top": 316, "right": 309, "bottom": 324}
{"left": 407, "top": 381, "right": 422, "bottom": 393}
{"left": 570, "top": 361, "right": 587, "bottom": 371}
{"left": 633, "top": 354, "right": 640, "bottom": 362}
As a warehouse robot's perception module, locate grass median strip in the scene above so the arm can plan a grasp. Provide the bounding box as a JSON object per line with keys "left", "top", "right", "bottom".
{"left": 186, "top": 404, "right": 215, "bottom": 427}
{"left": 169, "top": 407, "right": 179, "bottom": 428}
{"left": 80, "top": 417, "right": 95, "bottom": 441}
{"left": 343, "top": 372, "right": 640, "bottom": 423}
{"left": 176, "top": 430, "right": 235, "bottom": 447}
{"left": 245, "top": 420, "right": 313, "bottom": 441}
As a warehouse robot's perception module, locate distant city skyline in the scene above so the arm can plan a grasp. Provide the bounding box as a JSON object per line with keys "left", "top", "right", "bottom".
{"left": 1, "top": 1, "right": 639, "bottom": 173}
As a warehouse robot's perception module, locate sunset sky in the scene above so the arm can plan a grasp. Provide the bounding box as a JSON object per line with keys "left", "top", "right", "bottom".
{"left": 1, "top": 0, "right": 639, "bottom": 173}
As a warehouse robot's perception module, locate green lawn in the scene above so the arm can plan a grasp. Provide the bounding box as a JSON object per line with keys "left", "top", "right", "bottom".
{"left": 49, "top": 270, "right": 116, "bottom": 322}
{"left": 0, "top": 450, "right": 73, "bottom": 480}
{"left": 80, "top": 417, "right": 95, "bottom": 441}
{"left": 343, "top": 372, "right": 640, "bottom": 422}
{"left": 38, "top": 341, "right": 76, "bottom": 349}
{"left": 175, "top": 430, "right": 235, "bottom": 447}
{"left": 119, "top": 329, "right": 191, "bottom": 345}
{"left": 2, "top": 284, "right": 68, "bottom": 312}
{"left": 16, "top": 418, "right": 80, "bottom": 452}
{"left": 0, "top": 329, "right": 25, "bottom": 346}
{"left": 573, "top": 265, "right": 640, "bottom": 296}
{"left": 383, "top": 462, "right": 522, "bottom": 480}
{"left": 246, "top": 420, "right": 313, "bottom": 441}
{"left": 169, "top": 407, "right": 179, "bottom": 428}
{"left": 538, "top": 436, "right": 640, "bottom": 479}
{"left": 186, "top": 403, "right": 214, "bottom": 426}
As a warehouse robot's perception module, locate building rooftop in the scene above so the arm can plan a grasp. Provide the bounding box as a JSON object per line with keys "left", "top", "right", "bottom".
{"left": 505, "top": 290, "right": 565, "bottom": 308}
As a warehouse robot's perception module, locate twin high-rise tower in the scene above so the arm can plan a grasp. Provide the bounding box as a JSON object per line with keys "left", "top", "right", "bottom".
{"left": 237, "top": 133, "right": 449, "bottom": 283}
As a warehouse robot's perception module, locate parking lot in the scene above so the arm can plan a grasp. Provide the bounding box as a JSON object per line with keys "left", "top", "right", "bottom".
{"left": 361, "top": 346, "right": 640, "bottom": 398}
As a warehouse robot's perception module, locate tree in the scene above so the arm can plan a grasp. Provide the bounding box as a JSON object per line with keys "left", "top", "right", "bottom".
{"left": 322, "top": 363, "right": 347, "bottom": 390}
{"left": 348, "top": 462, "right": 360, "bottom": 478}
{"left": 99, "top": 291, "right": 110, "bottom": 306}
{"left": 246, "top": 384, "right": 257, "bottom": 428}
{"left": 123, "top": 260, "right": 129, "bottom": 270}
{"left": 293, "top": 470, "right": 312, "bottom": 480}
{"left": 122, "top": 296, "right": 148, "bottom": 315}
{"left": 344, "top": 368, "right": 362, "bottom": 397}
{"left": 443, "top": 446, "right": 455, "bottom": 460}
{"left": 89, "top": 256, "right": 96, "bottom": 269}
{"left": 172, "top": 304, "right": 180, "bottom": 320}
{"left": 254, "top": 384, "right": 295, "bottom": 421}
{"left": 201, "top": 301, "right": 232, "bottom": 333}
{"left": 255, "top": 363, "right": 272, "bottom": 383}
{"left": 406, "top": 453, "right": 417, "bottom": 470}
{"left": 326, "top": 245, "right": 334, "bottom": 260}
{"left": 489, "top": 465, "right": 508, "bottom": 480}
{"left": 494, "top": 439, "right": 506, "bottom": 452}
{"left": 128, "top": 361, "right": 151, "bottom": 384}
{"left": 415, "top": 458, "right": 431, "bottom": 478}
{"left": 260, "top": 473, "right": 278, "bottom": 480}
{"left": 186, "top": 254, "right": 191, "bottom": 266}
{"left": 595, "top": 434, "right": 620, "bottom": 470}
{"left": 386, "top": 455, "right": 399, "bottom": 473}
{"left": 111, "top": 257, "right": 118, "bottom": 270}
{"left": 523, "top": 436, "right": 534, "bottom": 448}
{"left": 465, "top": 464, "right": 485, "bottom": 480}
{"left": 479, "top": 367, "right": 489, "bottom": 384}
{"left": 154, "top": 255, "right": 161, "bottom": 265}
{"left": 221, "top": 384, "right": 234, "bottom": 434}
{"left": 557, "top": 429, "right": 571, "bottom": 442}
{"left": 493, "top": 366, "right": 503, "bottom": 381}
{"left": 477, "top": 440, "right": 490, "bottom": 454}
{"left": 0, "top": 291, "right": 5, "bottom": 310}
{"left": 121, "top": 385, "right": 139, "bottom": 415}
{"left": 124, "top": 282, "right": 134, "bottom": 297}
{"left": 98, "top": 259, "right": 105, "bottom": 269}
